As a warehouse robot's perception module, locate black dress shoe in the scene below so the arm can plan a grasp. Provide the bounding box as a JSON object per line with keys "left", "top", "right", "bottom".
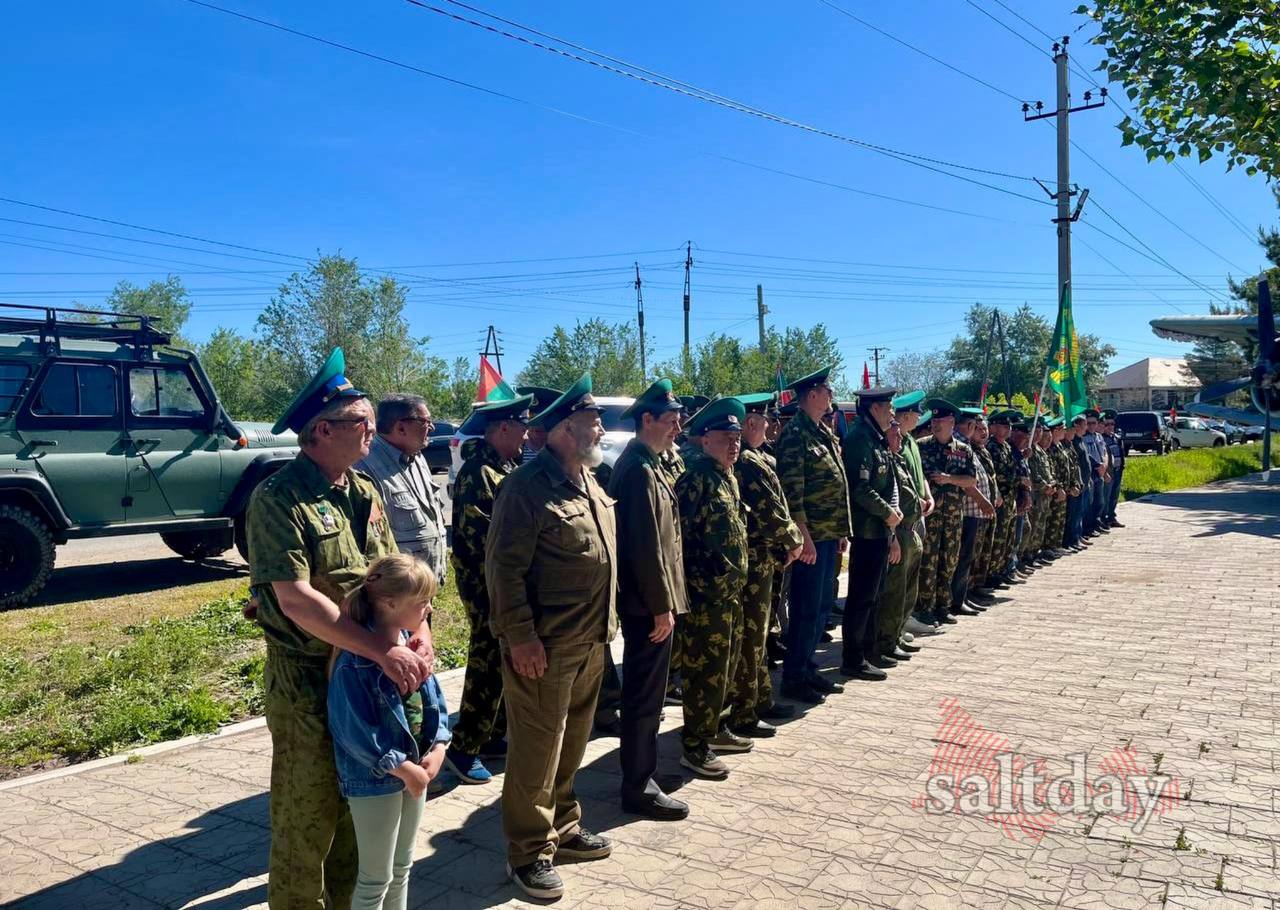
{"left": 969, "top": 592, "right": 997, "bottom": 605}
{"left": 808, "top": 675, "right": 843, "bottom": 694}
{"left": 936, "top": 612, "right": 959, "bottom": 624}
{"left": 868, "top": 654, "right": 898, "bottom": 669}
{"left": 622, "top": 791, "right": 689, "bottom": 821}
{"left": 759, "top": 701, "right": 796, "bottom": 720}
{"left": 951, "top": 604, "right": 981, "bottom": 617}
{"left": 897, "top": 640, "right": 922, "bottom": 653}
{"left": 781, "top": 682, "right": 825, "bottom": 705}
{"left": 819, "top": 631, "right": 834, "bottom": 643}
{"left": 964, "top": 600, "right": 989, "bottom": 612}
{"left": 840, "top": 661, "right": 887, "bottom": 681}
{"left": 731, "top": 719, "right": 777, "bottom": 738}
{"left": 890, "top": 646, "right": 913, "bottom": 661}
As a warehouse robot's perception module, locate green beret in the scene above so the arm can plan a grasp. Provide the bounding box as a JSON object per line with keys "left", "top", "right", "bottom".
{"left": 516, "top": 386, "right": 562, "bottom": 414}
{"left": 924, "top": 397, "right": 961, "bottom": 419}
{"left": 620, "top": 378, "right": 683, "bottom": 421}
{"left": 785, "top": 366, "right": 833, "bottom": 395}
{"left": 528, "top": 374, "right": 602, "bottom": 431}
{"left": 686, "top": 396, "right": 746, "bottom": 435}
{"left": 273, "top": 347, "right": 366, "bottom": 434}
{"left": 892, "top": 390, "right": 926, "bottom": 411}
{"left": 735, "top": 392, "right": 777, "bottom": 414}
{"left": 470, "top": 394, "right": 535, "bottom": 425}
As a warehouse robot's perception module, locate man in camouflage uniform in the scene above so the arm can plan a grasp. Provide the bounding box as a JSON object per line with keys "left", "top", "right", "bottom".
{"left": 776, "top": 368, "right": 850, "bottom": 705}
{"left": 675, "top": 397, "right": 752, "bottom": 779}
{"left": 609, "top": 379, "right": 689, "bottom": 820}
{"left": 873, "top": 418, "right": 925, "bottom": 658}
{"left": 893, "top": 394, "right": 938, "bottom": 637}
{"left": 726, "top": 393, "right": 803, "bottom": 737}
{"left": 1024, "top": 420, "right": 1058, "bottom": 565}
{"left": 247, "top": 349, "right": 429, "bottom": 910}
{"left": 1046, "top": 421, "right": 1074, "bottom": 555}
{"left": 916, "top": 399, "right": 979, "bottom": 626}
{"left": 984, "top": 410, "right": 1021, "bottom": 587}
{"left": 443, "top": 395, "right": 535, "bottom": 785}
{"left": 966, "top": 416, "right": 1001, "bottom": 601}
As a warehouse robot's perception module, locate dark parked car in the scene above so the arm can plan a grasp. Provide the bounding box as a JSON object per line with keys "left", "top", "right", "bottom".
{"left": 1115, "top": 411, "right": 1172, "bottom": 455}
{"left": 1206, "top": 420, "right": 1243, "bottom": 444}
{"left": 1241, "top": 424, "right": 1265, "bottom": 443}
{"left": 423, "top": 420, "right": 457, "bottom": 474}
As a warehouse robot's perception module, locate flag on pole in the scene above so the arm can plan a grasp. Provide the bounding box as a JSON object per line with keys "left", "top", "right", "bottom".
{"left": 775, "top": 362, "right": 793, "bottom": 405}
{"left": 1045, "top": 282, "right": 1088, "bottom": 421}
{"left": 861, "top": 362, "right": 871, "bottom": 390}
{"left": 978, "top": 382, "right": 989, "bottom": 414}
{"left": 476, "top": 356, "right": 517, "bottom": 403}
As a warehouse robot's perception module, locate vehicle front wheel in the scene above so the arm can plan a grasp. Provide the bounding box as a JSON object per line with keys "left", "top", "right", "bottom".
{"left": 161, "top": 528, "right": 233, "bottom": 561}
{"left": 1213, "top": 437, "right": 1225, "bottom": 447}
{"left": 0, "top": 505, "right": 55, "bottom": 609}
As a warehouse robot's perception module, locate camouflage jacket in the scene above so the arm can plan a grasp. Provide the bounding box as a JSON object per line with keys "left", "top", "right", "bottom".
{"left": 486, "top": 449, "right": 618, "bottom": 646}
{"left": 247, "top": 454, "right": 397, "bottom": 659}
{"left": 841, "top": 417, "right": 899, "bottom": 540}
{"left": 735, "top": 444, "right": 802, "bottom": 564}
{"left": 987, "top": 437, "right": 1018, "bottom": 507}
{"left": 1029, "top": 445, "right": 1056, "bottom": 493}
{"left": 918, "top": 435, "right": 977, "bottom": 503}
{"left": 608, "top": 439, "right": 688, "bottom": 618}
{"left": 974, "top": 444, "right": 1000, "bottom": 504}
{"left": 677, "top": 456, "right": 749, "bottom": 597}
{"left": 658, "top": 447, "right": 686, "bottom": 487}
{"left": 1051, "top": 441, "right": 1081, "bottom": 490}
{"left": 775, "top": 409, "right": 852, "bottom": 542}
{"left": 450, "top": 440, "right": 518, "bottom": 606}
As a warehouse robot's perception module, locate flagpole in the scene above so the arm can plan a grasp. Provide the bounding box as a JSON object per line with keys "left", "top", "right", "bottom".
{"left": 1029, "top": 362, "right": 1052, "bottom": 450}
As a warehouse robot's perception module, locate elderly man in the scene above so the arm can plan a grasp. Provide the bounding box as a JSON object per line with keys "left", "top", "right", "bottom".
{"left": 356, "top": 394, "right": 449, "bottom": 586}
{"left": 247, "top": 349, "right": 430, "bottom": 910}
{"left": 839, "top": 386, "right": 901, "bottom": 680}
{"left": 776, "top": 367, "right": 851, "bottom": 706}
{"left": 609, "top": 379, "right": 689, "bottom": 819}
{"left": 443, "top": 395, "right": 534, "bottom": 785}
{"left": 916, "top": 399, "right": 979, "bottom": 626}
{"left": 486, "top": 375, "right": 617, "bottom": 902}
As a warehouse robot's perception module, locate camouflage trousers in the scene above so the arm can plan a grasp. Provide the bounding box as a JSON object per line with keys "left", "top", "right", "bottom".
{"left": 1046, "top": 494, "right": 1067, "bottom": 551}
{"left": 875, "top": 522, "right": 922, "bottom": 655}
{"left": 1027, "top": 493, "right": 1053, "bottom": 554}
{"left": 263, "top": 646, "right": 356, "bottom": 910}
{"left": 970, "top": 511, "right": 997, "bottom": 588}
{"left": 727, "top": 550, "right": 776, "bottom": 727}
{"left": 450, "top": 591, "right": 507, "bottom": 756}
{"left": 991, "top": 501, "right": 1017, "bottom": 576}
{"left": 917, "top": 496, "right": 963, "bottom": 614}
{"left": 679, "top": 581, "right": 745, "bottom": 752}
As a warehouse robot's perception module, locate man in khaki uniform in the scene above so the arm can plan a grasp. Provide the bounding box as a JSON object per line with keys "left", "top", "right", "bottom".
{"left": 486, "top": 374, "right": 618, "bottom": 902}
{"left": 247, "top": 348, "right": 431, "bottom": 910}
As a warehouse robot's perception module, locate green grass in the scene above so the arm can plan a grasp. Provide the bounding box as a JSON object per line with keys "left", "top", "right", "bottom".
{"left": 0, "top": 583, "right": 470, "bottom": 779}
{"left": 1121, "top": 442, "right": 1265, "bottom": 501}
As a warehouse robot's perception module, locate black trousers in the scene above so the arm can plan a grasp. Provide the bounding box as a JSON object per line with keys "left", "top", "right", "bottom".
{"left": 950, "top": 516, "right": 980, "bottom": 608}
{"left": 595, "top": 648, "right": 622, "bottom": 724}
{"left": 620, "top": 611, "right": 673, "bottom": 801}
{"left": 842, "top": 535, "right": 890, "bottom": 668}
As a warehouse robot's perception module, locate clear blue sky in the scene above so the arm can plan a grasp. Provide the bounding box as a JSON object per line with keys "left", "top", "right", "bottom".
{"left": 2, "top": 0, "right": 1274, "bottom": 383}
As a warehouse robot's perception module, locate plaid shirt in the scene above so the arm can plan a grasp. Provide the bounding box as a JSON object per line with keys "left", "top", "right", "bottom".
{"left": 963, "top": 453, "right": 993, "bottom": 519}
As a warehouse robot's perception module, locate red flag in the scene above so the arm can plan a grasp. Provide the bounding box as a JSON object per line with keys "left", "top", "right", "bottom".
{"left": 862, "top": 362, "right": 871, "bottom": 389}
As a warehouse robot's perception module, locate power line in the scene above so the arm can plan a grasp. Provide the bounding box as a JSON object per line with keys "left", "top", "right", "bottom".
{"left": 987, "top": 0, "right": 1056, "bottom": 43}
{"left": 961, "top": 0, "right": 1052, "bottom": 58}
{"left": 403, "top": 0, "right": 1057, "bottom": 203}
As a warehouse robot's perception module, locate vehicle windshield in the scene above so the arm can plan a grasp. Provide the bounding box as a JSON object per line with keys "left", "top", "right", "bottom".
{"left": 600, "top": 403, "right": 630, "bottom": 433}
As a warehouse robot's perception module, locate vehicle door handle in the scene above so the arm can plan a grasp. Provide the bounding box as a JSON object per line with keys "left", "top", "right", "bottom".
{"left": 130, "top": 438, "right": 163, "bottom": 447}
{"left": 29, "top": 439, "right": 58, "bottom": 447}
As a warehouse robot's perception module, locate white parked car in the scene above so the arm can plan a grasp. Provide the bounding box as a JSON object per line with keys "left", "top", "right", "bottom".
{"left": 449, "top": 394, "right": 637, "bottom": 484}
{"left": 1167, "top": 416, "right": 1227, "bottom": 449}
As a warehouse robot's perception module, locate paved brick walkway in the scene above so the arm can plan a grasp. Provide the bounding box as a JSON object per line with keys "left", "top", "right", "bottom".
{"left": 3, "top": 477, "right": 1278, "bottom": 909}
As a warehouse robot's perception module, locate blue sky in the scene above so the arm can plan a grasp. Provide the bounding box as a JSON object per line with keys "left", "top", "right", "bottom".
{"left": 2, "top": 0, "right": 1274, "bottom": 383}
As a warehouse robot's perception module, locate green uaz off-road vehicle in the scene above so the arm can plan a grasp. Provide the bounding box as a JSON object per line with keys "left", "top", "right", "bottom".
{"left": 0, "top": 304, "right": 298, "bottom": 608}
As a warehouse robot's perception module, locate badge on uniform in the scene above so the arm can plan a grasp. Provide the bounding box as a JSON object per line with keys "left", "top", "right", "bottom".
{"left": 318, "top": 503, "right": 337, "bottom": 532}
{"left": 370, "top": 501, "right": 386, "bottom": 535}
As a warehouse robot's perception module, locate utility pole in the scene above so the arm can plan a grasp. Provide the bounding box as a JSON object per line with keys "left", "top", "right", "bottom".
{"left": 867, "top": 346, "right": 889, "bottom": 386}
{"left": 481, "top": 324, "right": 504, "bottom": 377}
{"left": 682, "top": 241, "right": 693, "bottom": 359}
{"left": 756, "top": 284, "right": 767, "bottom": 353}
{"left": 635, "top": 262, "right": 646, "bottom": 379}
{"left": 1023, "top": 35, "right": 1103, "bottom": 434}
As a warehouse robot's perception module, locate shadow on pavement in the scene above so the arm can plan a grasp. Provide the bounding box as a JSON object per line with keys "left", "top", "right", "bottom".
{"left": 36, "top": 556, "right": 248, "bottom": 607}
{"left": 1146, "top": 481, "right": 1280, "bottom": 540}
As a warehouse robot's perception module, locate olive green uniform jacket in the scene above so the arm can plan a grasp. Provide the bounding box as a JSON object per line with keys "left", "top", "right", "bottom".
{"left": 486, "top": 449, "right": 618, "bottom": 646}
{"left": 608, "top": 439, "right": 688, "bottom": 618}
{"left": 842, "top": 418, "right": 899, "bottom": 540}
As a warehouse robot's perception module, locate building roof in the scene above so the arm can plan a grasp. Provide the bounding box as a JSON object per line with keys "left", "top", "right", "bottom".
{"left": 1102, "top": 357, "right": 1199, "bottom": 390}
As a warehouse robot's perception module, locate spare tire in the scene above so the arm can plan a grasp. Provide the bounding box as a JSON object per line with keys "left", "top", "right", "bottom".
{"left": 161, "top": 528, "right": 233, "bottom": 561}
{"left": 0, "top": 504, "right": 56, "bottom": 609}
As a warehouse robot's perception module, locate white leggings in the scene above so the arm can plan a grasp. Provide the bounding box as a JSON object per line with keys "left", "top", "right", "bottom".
{"left": 346, "top": 788, "right": 426, "bottom": 910}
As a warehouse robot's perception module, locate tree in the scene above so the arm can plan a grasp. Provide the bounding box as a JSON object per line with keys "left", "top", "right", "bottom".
{"left": 93, "top": 276, "right": 193, "bottom": 345}
{"left": 943, "top": 303, "right": 1116, "bottom": 403}
{"left": 882, "top": 351, "right": 954, "bottom": 396}
{"left": 436, "top": 357, "right": 479, "bottom": 420}
{"left": 657, "top": 323, "right": 849, "bottom": 397}
{"left": 1078, "top": 1, "right": 1280, "bottom": 178}
{"left": 516, "top": 319, "right": 649, "bottom": 395}
{"left": 197, "top": 328, "right": 271, "bottom": 421}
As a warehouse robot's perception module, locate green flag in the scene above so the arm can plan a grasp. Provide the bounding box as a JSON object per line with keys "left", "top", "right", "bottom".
{"left": 1046, "top": 282, "right": 1088, "bottom": 421}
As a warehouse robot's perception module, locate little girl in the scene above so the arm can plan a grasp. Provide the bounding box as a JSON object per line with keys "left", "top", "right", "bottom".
{"left": 328, "top": 553, "right": 450, "bottom": 910}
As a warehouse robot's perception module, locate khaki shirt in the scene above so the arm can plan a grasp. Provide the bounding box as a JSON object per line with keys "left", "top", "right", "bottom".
{"left": 486, "top": 449, "right": 618, "bottom": 646}
{"left": 608, "top": 439, "right": 688, "bottom": 618}
{"left": 247, "top": 453, "right": 397, "bottom": 658}
{"left": 356, "top": 435, "right": 449, "bottom": 581}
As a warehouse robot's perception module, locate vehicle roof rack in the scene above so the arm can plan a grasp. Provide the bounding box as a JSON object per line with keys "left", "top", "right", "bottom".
{"left": 0, "top": 303, "right": 172, "bottom": 358}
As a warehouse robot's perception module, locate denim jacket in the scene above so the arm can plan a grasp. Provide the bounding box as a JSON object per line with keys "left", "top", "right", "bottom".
{"left": 328, "top": 639, "right": 452, "bottom": 798}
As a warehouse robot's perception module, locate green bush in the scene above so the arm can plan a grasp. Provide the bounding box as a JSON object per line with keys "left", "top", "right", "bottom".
{"left": 1121, "top": 443, "right": 1265, "bottom": 501}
